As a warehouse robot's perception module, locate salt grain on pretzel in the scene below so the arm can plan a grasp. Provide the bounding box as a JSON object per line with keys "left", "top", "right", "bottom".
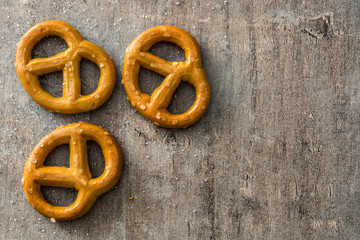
{"left": 22, "top": 122, "right": 123, "bottom": 221}
{"left": 15, "top": 20, "right": 116, "bottom": 114}
{"left": 122, "top": 25, "right": 211, "bottom": 128}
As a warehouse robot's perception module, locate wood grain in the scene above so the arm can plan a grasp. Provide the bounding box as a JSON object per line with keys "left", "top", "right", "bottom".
{"left": 0, "top": 0, "right": 359, "bottom": 239}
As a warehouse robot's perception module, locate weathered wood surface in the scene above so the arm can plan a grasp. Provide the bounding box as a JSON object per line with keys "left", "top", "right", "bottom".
{"left": 1, "top": 0, "right": 359, "bottom": 239}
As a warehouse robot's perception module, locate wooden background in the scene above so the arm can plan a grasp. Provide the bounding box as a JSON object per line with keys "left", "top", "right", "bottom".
{"left": 1, "top": 0, "right": 359, "bottom": 239}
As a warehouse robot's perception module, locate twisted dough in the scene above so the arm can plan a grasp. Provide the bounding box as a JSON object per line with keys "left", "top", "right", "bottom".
{"left": 16, "top": 20, "right": 116, "bottom": 114}
{"left": 122, "top": 25, "right": 211, "bottom": 128}
{"left": 22, "top": 122, "right": 123, "bottom": 221}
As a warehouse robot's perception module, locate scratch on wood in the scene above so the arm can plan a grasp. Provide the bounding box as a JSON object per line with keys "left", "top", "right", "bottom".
{"left": 162, "top": 131, "right": 169, "bottom": 144}
{"left": 245, "top": 173, "right": 249, "bottom": 189}
{"left": 310, "top": 184, "right": 317, "bottom": 197}
{"left": 187, "top": 221, "right": 191, "bottom": 237}
{"left": 328, "top": 184, "right": 333, "bottom": 197}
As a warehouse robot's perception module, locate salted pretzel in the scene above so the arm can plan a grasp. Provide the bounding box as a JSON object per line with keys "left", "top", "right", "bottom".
{"left": 22, "top": 122, "right": 123, "bottom": 221}
{"left": 15, "top": 20, "right": 116, "bottom": 114}
{"left": 122, "top": 25, "right": 211, "bottom": 128}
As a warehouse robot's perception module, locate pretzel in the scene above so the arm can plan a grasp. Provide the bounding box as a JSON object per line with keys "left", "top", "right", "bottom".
{"left": 22, "top": 122, "right": 123, "bottom": 221}
{"left": 15, "top": 20, "right": 116, "bottom": 114}
{"left": 122, "top": 25, "right": 211, "bottom": 128}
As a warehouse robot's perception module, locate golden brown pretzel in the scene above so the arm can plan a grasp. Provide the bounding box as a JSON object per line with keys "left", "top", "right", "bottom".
{"left": 22, "top": 122, "right": 123, "bottom": 221}
{"left": 15, "top": 20, "right": 116, "bottom": 114}
{"left": 122, "top": 25, "right": 211, "bottom": 128}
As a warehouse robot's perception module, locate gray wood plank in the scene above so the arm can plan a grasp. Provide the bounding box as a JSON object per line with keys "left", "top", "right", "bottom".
{"left": 0, "top": 0, "right": 359, "bottom": 239}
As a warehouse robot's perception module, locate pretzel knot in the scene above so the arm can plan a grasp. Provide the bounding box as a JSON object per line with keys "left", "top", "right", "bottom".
{"left": 22, "top": 122, "right": 123, "bottom": 221}
{"left": 15, "top": 20, "right": 116, "bottom": 114}
{"left": 122, "top": 25, "right": 211, "bottom": 128}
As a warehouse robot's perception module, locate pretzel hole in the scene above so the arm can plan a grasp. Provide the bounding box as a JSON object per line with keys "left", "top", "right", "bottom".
{"left": 41, "top": 186, "right": 77, "bottom": 206}
{"left": 80, "top": 59, "right": 100, "bottom": 95}
{"left": 149, "top": 42, "right": 185, "bottom": 62}
{"left": 87, "top": 141, "right": 105, "bottom": 178}
{"left": 38, "top": 71, "right": 64, "bottom": 97}
{"left": 167, "top": 81, "right": 196, "bottom": 114}
{"left": 139, "top": 67, "right": 164, "bottom": 95}
{"left": 31, "top": 36, "right": 68, "bottom": 59}
{"left": 43, "top": 144, "right": 70, "bottom": 167}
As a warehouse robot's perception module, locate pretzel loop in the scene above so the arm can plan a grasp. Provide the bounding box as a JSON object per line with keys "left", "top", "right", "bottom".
{"left": 122, "top": 25, "right": 211, "bottom": 128}
{"left": 22, "top": 122, "right": 123, "bottom": 221}
{"left": 16, "top": 20, "right": 116, "bottom": 114}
